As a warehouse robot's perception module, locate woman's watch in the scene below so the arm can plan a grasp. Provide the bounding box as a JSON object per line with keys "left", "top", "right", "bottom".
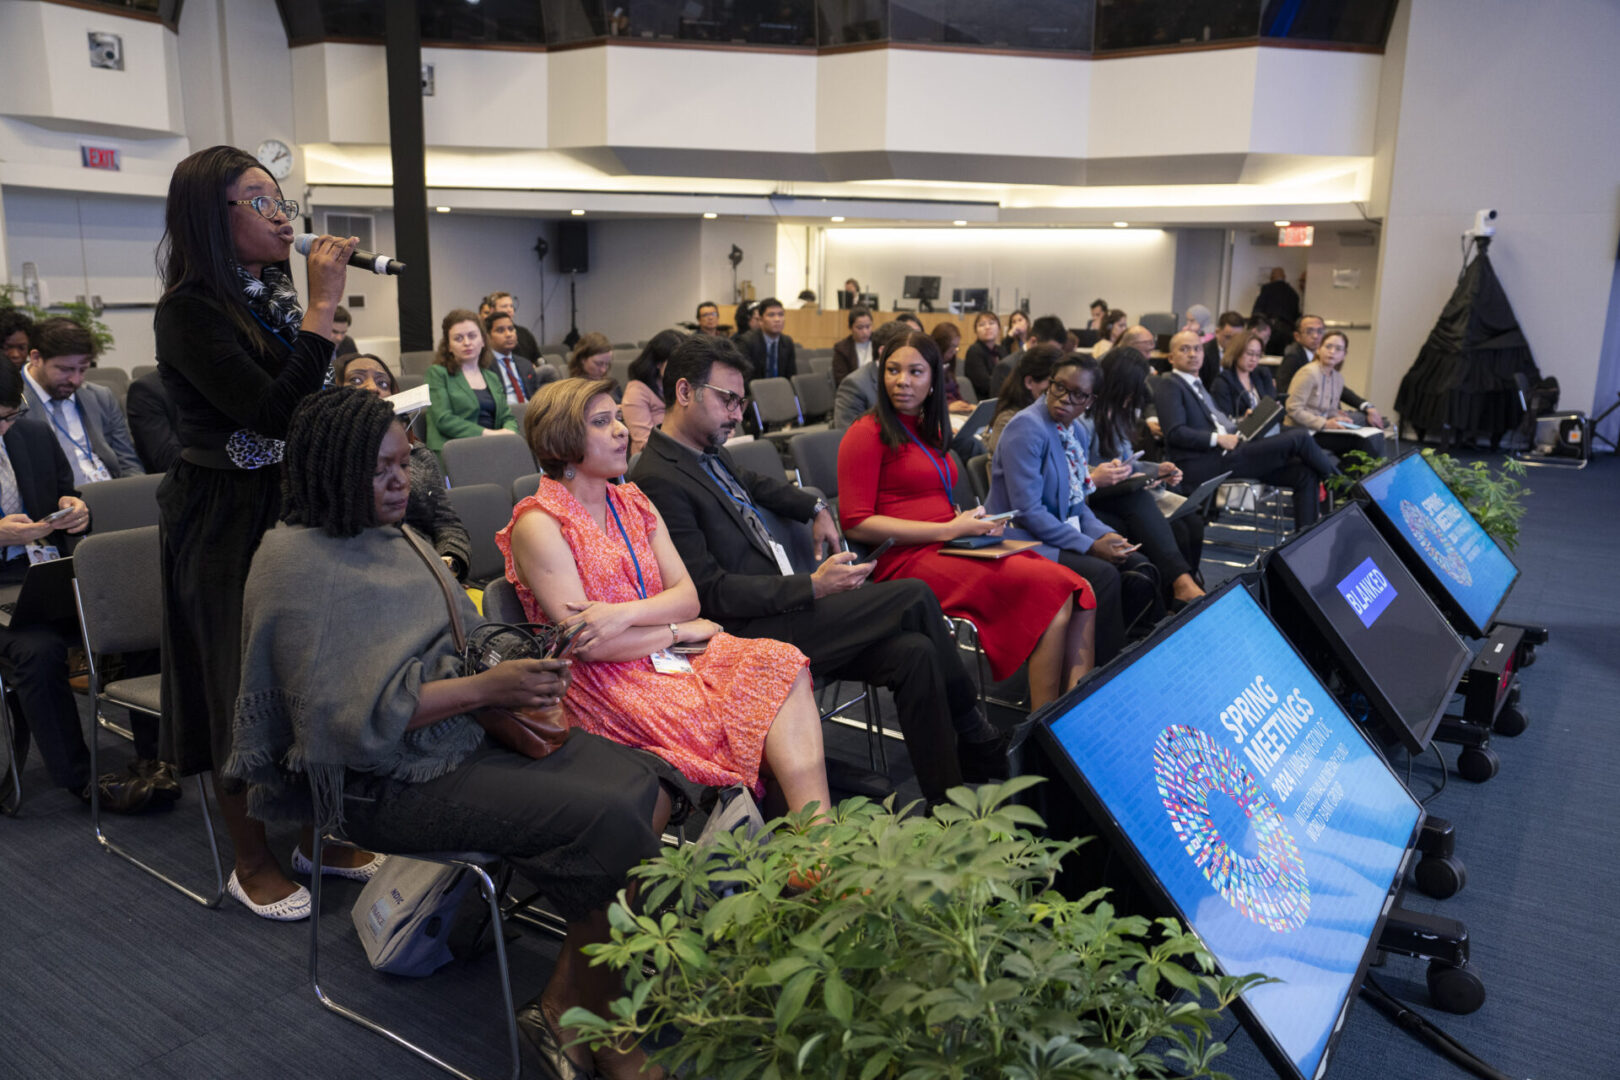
{"left": 669, "top": 622, "right": 680, "bottom": 644}
{"left": 811, "top": 497, "right": 830, "bottom": 518}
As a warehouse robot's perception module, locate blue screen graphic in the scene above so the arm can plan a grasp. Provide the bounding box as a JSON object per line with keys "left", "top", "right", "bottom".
{"left": 1337, "top": 556, "right": 1397, "bottom": 629}
{"left": 1359, "top": 453, "right": 1518, "bottom": 635}
{"left": 1046, "top": 588, "right": 1421, "bottom": 1080}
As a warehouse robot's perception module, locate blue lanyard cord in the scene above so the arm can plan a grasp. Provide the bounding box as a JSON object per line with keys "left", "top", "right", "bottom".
{"left": 247, "top": 308, "right": 296, "bottom": 351}
{"left": 44, "top": 401, "right": 96, "bottom": 460}
{"left": 900, "top": 421, "right": 954, "bottom": 507}
{"left": 606, "top": 492, "right": 649, "bottom": 600}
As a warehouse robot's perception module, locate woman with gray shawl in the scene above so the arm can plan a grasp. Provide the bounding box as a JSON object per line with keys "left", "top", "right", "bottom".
{"left": 227, "top": 388, "right": 682, "bottom": 1080}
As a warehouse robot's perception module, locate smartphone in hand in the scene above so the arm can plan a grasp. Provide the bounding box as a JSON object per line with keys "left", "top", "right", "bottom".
{"left": 35, "top": 507, "right": 73, "bottom": 525}
{"left": 854, "top": 538, "right": 895, "bottom": 564}
{"left": 982, "top": 510, "right": 1017, "bottom": 523}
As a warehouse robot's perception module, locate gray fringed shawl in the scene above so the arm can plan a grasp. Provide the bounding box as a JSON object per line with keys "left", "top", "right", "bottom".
{"left": 224, "top": 523, "right": 487, "bottom": 831}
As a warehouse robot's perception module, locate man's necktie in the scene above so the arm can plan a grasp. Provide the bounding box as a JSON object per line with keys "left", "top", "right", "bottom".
{"left": 766, "top": 339, "right": 778, "bottom": 379}
{"left": 501, "top": 356, "right": 526, "bottom": 403}
{"left": 0, "top": 447, "right": 27, "bottom": 560}
{"left": 701, "top": 452, "right": 776, "bottom": 555}
{"left": 1192, "top": 378, "right": 1234, "bottom": 434}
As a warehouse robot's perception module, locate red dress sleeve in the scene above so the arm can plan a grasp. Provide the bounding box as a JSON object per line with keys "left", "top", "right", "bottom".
{"left": 837, "top": 416, "right": 884, "bottom": 532}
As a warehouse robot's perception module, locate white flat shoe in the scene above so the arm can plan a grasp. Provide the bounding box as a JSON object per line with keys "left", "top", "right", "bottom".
{"left": 291, "top": 845, "right": 388, "bottom": 882}
{"left": 227, "top": 870, "right": 311, "bottom": 922}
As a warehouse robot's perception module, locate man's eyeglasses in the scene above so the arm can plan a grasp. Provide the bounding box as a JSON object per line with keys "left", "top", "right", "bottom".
{"left": 227, "top": 196, "right": 299, "bottom": 221}
{"left": 1048, "top": 382, "right": 1093, "bottom": 405}
{"left": 0, "top": 405, "right": 29, "bottom": 424}
{"left": 696, "top": 383, "right": 749, "bottom": 415}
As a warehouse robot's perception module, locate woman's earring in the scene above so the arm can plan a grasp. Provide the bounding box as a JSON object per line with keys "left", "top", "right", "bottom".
{"left": 564, "top": 465, "right": 576, "bottom": 480}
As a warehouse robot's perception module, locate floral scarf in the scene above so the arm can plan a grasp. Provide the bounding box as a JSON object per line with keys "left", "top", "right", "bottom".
{"left": 236, "top": 261, "right": 304, "bottom": 345}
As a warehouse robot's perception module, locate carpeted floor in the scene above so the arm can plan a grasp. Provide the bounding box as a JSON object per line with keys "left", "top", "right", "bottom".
{"left": 0, "top": 453, "right": 1614, "bottom": 1079}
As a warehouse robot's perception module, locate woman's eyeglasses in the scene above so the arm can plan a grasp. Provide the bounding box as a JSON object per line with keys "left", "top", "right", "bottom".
{"left": 227, "top": 196, "right": 300, "bottom": 221}
{"left": 1048, "top": 382, "right": 1094, "bottom": 404}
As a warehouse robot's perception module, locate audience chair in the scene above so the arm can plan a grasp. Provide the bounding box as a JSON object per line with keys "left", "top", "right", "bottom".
{"left": 724, "top": 437, "right": 789, "bottom": 483}
{"left": 608, "top": 353, "right": 636, "bottom": 390}
{"left": 81, "top": 472, "right": 163, "bottom": 535}
{"left": 1203, "top": 482, "right": 1298, "bottom": 569}
{"left": 539, "top": 344, "right": 568, "bottom": 360}
{"left": 948, "top": 450, "right": 976, "bottom": 510}
{"left": 395, "top": 372, "right": 426, "bottom": 393}
{"left": 955, "top": 400, "right": 996, "bottom": 445}
{"left": 957, "top": 378, "right": 978, "bottom": 405}
{"left": 85, "top": 367, "right": 130, "bottom": 409}
{"left": 790, "top": 372, "right": 835, "bottom": 425}
{"left": 441, "top": 435, "right": 538, "bottom": 491}
{"left": 131, "top": 363, "right": 158, "bottom": 381}
{"left": 788, "top": 428, "right": 842, "bottom": 513}
{"left": 749, "top": 377, "right": 827, "bottom": 447}
{"left": 398, "top": 350, "right": 437, "bottom": 376}
{"left": 408, "top": 412, "right": 429, "bottom": 445}
{"left": 806, "top": 354, "right": 836, "bottom": 377}
{"left": 481, "top": 576, "right": 526, "bottom": 624}
{"left": 510, "top": 472, "right": 544, "bottom": 505}
{"left": 73, "top": 526, "right": 225, "bottom": 907}
{"left": 966, "top": 454, "right": 991, "bottom": 506}
{"left": 1140, "top": 312, "right": 1178, "bottom": 339}
{"left": 611, "top": 342, "right": 637, "bottom": 351}
{"left": 308, "top": 833, "right": 520, "bottom": 1080}
{"left": 444, "top": 484, "right": 512, "bottom": 585}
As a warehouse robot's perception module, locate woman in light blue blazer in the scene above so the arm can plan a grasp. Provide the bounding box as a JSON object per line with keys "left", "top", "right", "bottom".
{"left": 424, "top": 307, "right": 518, "bottom": 453}
{"left": 985, "top": 354, "right": 1157, "bottom": 662}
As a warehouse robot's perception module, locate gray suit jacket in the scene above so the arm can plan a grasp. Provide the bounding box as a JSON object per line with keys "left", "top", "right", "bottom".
{"left": 832, "top": 361, "right": 879, "bottom": 430}
{"left": 23, "top": 378, "right": 145, "bottom": 480}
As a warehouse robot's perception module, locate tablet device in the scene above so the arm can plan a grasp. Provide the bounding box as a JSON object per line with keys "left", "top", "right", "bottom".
{"left": 0, "top": 555, "right": 77, "bottom": 629}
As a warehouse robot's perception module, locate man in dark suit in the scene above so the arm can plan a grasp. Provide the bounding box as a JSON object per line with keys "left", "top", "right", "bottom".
{"left": 1276, "top": 314, "right": 1325, "bottom": 394}
{"left": 125, "top": 368, "right": 181, "bottom": 474}
{"left": 1202, "top": 310, "right": 1247, "bottom": 387}
{"left": 484, "top": 311, "right": 547, "bottom": 410}
{"left": 487, "top": 291, "right": 541, "bottom": 362}
{"left": 22, "top": 317, "right": 143, "bottom": 484}
{"left": 628, "top": 334, "right": 1009, "bottom": 803}
{"left": 1252, "top": 266, "right": 1301, "bottom": 346}
{"left": 0, "top": 358, "right": 162, "bottom": 810}
{"left": 331, "top": 304, "right": 359, "bottom": 359}
{"left": 1154, "top": 330, "right": 1338, "bottom": 529}
{"left": 990, "top": 314, "right": 1065, "bottom": 396}
{"left": 736, "top": 296, "right": 797, "bottom": 383}
{"left": 830, "top": 305, "right": 874, "bottom": 386}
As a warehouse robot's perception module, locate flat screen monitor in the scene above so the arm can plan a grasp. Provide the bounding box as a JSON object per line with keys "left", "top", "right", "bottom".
{"left": 951, "top": 287, "right": 989, "bottom": 312}
{"left": 902, "top": 275, "right": 941, "bottom": 301}
{"left": 1036, "top": 581, "right": 1423, "bottom": 1080}
{"left": 1267, "top": 504, "right": 1471, "bottom": 754}
{"left": 1356, "top": 451, "right": 1519, "bottom": 638}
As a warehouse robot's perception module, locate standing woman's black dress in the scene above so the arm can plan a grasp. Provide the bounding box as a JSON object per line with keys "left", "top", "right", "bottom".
{"left": 153, "top": 281, "right": 331, "bottom": 775}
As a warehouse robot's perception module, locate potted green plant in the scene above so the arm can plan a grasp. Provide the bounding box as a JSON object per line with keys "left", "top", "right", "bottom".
{"left": 563, "top": 779, "right": 1265, "bottom": 1079}
{"left": 1, "top": 284, "right": 115, "bottom": 354}
{"left": 1331, "top": 447, "right": 1530, "bottom": 552}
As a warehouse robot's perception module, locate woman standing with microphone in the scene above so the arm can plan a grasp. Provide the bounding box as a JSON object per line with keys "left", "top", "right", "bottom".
{"left": 153, "top": 145, "right": 367, "bottom": 919}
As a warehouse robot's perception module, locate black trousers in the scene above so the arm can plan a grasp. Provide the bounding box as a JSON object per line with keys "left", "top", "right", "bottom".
{"left": 0, "top": 558, "right": 157, "bottom": 790}
{"left": 1310, "top": 428, "right": 1387, "bottom": 461}
{"left": 726, "top": 578, "right": 975, "bottom": 803}
{"left": 1051, "top": 548, "right": 1159, "bottom": 662}
{"left": 1091, "top": 487, "right": 1194, "bottom": 583}
{"left": 1183, "top": 428, "right": 1337, "bottom": 528}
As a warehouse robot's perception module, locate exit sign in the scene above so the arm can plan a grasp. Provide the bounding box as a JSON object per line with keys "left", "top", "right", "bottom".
{"left": 1278, "top": 224, "right": 1315, "bottom": 247}
{"left": 81, "top": 146, "right": 120, "bottom": 171}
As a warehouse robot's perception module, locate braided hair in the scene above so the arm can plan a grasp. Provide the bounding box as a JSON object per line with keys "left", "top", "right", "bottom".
{"left": 281, "top": 387, "right": 400, "bottom": 538}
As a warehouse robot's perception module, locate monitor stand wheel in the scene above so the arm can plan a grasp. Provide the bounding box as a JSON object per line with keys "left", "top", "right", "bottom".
{"left": 1412, "top": 817, "right": 1466, "bottom": 899}
{"left": 1378, "top": 907, "right": 1485, "bottom": 1016}
{"left": 1455, "top": 745, "right": 1500, "bottom": 783}
{"left": 1492, "top": 702, "right": 1528, "bottom": 737}
{"left": 1426, "top": 962, "right": 1487, "bottom": 1016}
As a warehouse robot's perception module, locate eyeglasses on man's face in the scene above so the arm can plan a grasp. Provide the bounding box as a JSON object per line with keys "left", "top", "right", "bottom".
{"left": 228, "top": 196, "right": 299, "bottom": 221}
{"left": 696, "top": 382, "right": 748, "bottom": 415}
{"left": 0, "top": 405, "right": 30, "bottom": 424}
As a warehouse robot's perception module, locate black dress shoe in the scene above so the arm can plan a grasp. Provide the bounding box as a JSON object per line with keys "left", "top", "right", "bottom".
{"left": 958, "top": 732, "right": 1012, "bottom": 785}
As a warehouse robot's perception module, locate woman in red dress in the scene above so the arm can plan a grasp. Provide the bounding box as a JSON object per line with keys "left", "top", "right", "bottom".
{"left": 838, "top": 331, "right": 1096, "bottom": 711}
{"left": 497, "top": 377, "right": 831, "bottom": 816}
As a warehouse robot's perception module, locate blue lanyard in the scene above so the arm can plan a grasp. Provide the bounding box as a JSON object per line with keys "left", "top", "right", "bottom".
{"left": 900, "top": 421, "right": 954, "bottom": 506}
{"left": 248, "top": 308, "right": 295, "bottom": 351}
{"left": 606, "top": 492, "right": 648, "bottom": 600}
{"left": 703, "top": 457, "right": 754, "bottom": 514}
{"left": 44, "top": 400, "right": 95, "bottom": 460}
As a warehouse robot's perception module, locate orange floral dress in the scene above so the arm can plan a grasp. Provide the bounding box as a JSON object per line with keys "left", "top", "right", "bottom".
{"left": 496, "top": 478, "right": 807, "bottom": 794}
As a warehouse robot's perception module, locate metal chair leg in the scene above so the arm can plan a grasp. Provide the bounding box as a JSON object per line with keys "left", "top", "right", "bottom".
{"left": 0, "top": 681, "right": 22, "bottom": 816}
{"left": 310, "top": 833, "right": 522, "bottom": 1080}
{"left": 88, "top": 699, "right": 224, "bottom": 908}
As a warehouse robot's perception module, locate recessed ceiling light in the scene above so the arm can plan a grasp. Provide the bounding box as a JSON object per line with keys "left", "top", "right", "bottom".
{"left": 1112, "top": 221, "right": 1129, "bottom": 228}
{"left": 953, "top": 220, "right": 967, "bottom": 226}
{"left": 434, "top": 206, "right": 451, "bottom": 213}
{"left": 702, "top": 212, "right": 717, "bottom": 219}
{"left": 570, "top": 209, "right": 585, "bottom": 216}
{"left": 830, "top": 216, "right": 845, "bottom": 223}
{"left": 1274, "top": 220, "right": 1292, "bottom": 227}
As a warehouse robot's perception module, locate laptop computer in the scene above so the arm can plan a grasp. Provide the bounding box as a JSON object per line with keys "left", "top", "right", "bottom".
{"left": 0, "top": 555, "right": 77, "bottom": 629}
{"left": 1161, "top": 470, "right": 1232, "bottom": 523}
{"left": 1235, "top": 397, "right": 1283, "bottom": 442}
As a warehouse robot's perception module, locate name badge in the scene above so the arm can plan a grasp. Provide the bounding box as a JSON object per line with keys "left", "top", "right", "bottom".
{"left": 25, "top": 542, "right": 61, "bottom": 564}
{"left": 649, "top": 648, "right": 695, "bottom": 676}
{"left": 768, "top": 539, "right": 794, "bottom": 576}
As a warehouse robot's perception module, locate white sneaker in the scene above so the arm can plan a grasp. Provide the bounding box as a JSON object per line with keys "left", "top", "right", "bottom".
{"left": 227, "top": 870, "right": 311, "bottom": 922}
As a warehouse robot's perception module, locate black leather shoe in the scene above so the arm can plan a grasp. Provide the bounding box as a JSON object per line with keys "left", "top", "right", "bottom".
{"left": 131, "top": 759, "right": 182, "bottom": 805}
{"left": 83, "top": 770, "right": 163, "bottom": 815}
{"left": 958, "top": 732, "right": 1012, "bottom": 785}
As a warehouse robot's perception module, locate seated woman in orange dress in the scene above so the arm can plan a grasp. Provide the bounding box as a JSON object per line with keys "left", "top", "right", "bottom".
{"left": 497, "top": 377, "right": 831, "bottom": 816}
{"left": 838, "top": 331, "right": 1097, "bottom": 712}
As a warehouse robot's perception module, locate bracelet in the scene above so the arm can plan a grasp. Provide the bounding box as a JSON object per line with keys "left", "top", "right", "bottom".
{"left": 669, "top": 622, "right": 680, "bottom": 644}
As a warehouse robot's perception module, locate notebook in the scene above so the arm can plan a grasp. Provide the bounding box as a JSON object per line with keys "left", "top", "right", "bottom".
{"left": 1235, "top": 397, "right": 1283, "bottom": 442}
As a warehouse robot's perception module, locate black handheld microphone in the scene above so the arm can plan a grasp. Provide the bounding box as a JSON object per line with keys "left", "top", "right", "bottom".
{"left": 294, "top": 233, "right": 406, "bottom": 276}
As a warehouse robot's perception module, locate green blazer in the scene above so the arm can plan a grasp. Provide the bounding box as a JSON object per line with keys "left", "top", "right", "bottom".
{"left": 424, "top": 363, "right": 519, "bottom": 452}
